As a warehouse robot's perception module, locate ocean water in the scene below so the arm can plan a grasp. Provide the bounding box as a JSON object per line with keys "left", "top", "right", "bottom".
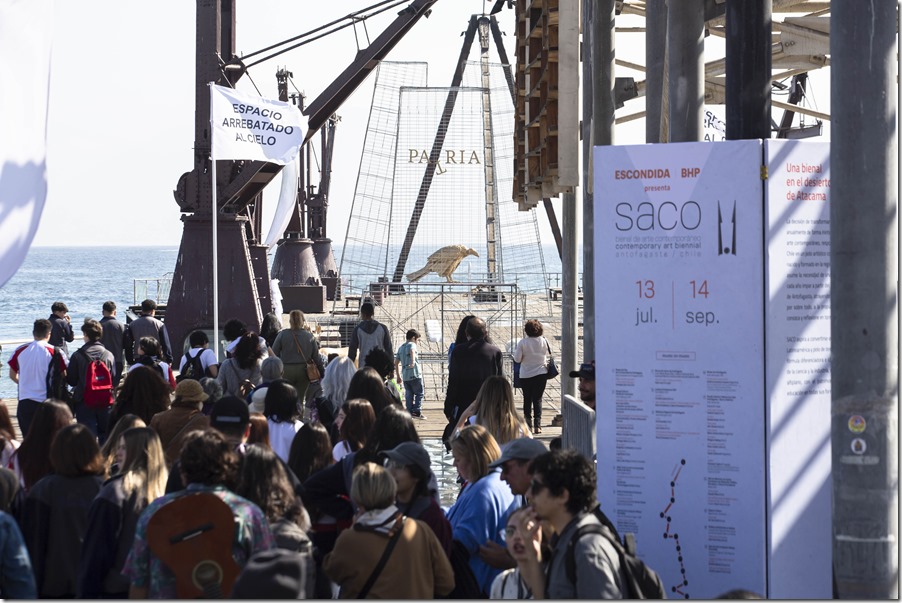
{"left": 0, "top": 246, "right": 179, "bottom": 399}
{"left": 0, "top": 243, "right": 570, "bottom": 400}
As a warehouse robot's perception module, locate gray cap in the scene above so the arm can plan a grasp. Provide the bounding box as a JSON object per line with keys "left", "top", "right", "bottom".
{"left": 379, "top": 441, "right": 431, "bottom": 474}
{"left": 489, "top": 437, "right": 548, "bottom": 468}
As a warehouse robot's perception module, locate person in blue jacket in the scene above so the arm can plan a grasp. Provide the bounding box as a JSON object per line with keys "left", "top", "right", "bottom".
{"left": 445, "top": 424, "right": 514, "bottom": 595}
{"left": 0, "top": 511, "right": 36, "bottom": 598}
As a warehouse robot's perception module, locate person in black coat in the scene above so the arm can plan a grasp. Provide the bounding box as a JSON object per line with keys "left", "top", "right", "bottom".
{"left": 21, "top": 424, "right": 105, "bottom": 598}
{"left": 443, "top": 317, "right": 503, "bottom": 439}
{"left": 48, "top": 301, "right": 74, "bottom": 355}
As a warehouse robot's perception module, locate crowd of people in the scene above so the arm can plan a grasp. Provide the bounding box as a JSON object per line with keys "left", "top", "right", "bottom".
{"left": 1, "top": 298, "right": 653, "bottom": 600}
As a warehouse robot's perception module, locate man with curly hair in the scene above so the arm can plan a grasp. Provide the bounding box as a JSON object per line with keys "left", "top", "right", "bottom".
{"left": 122, "top": 429, "right": 273, "bottom": 598}
{"left": 512, "top": 449, "right": 624, "bottom": 598}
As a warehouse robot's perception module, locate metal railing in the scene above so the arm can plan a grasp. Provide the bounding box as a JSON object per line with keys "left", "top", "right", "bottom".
{"left": 335, "top": 271, "right": 583, "bottom": 298}
{"left": 133, "top": 273, "right": 173, "bottom": 305}
{"left": 561, "top": 394, "right": 596, "bottom": 459}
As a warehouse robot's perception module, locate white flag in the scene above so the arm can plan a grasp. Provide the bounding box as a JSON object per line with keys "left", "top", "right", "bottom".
{"left": 0, "top": 0, "right": 53, "bottom": 289}
{"left": 210, "top": 84, "right": 304, "bottom": 165}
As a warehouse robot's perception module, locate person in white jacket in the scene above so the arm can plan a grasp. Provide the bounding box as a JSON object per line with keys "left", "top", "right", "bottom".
{"left": 512, "top": 320, "right": 551, "bottom": 434}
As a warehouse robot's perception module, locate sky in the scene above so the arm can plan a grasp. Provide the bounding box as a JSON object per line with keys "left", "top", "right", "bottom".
{"left": 32, "top": 1, "right": 830, "bottom": 248}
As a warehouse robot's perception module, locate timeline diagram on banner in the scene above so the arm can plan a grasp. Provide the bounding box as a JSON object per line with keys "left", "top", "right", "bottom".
{"left": 595, "top": 140, "right": 767, "bottom": 598}
{"left": 660, "top": 459, "right": 689, "bottom": 598}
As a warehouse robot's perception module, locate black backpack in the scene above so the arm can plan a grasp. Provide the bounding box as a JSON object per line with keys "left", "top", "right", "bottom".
{"left": 45, "top": 346, "right": 74, "bottom": 412}
{"left": 565, "top": 505, "right": 667, "bottom": 599}
{"left": 443, "top": 539, "right": 486, "bottom": 599}
{"left": 177, "top": 349, "right": 206, "bottom": 383}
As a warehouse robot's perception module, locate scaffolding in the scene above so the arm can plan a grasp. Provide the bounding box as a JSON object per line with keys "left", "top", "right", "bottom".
{"left": 338, "top": 18, "right": 550, "bottom": 305}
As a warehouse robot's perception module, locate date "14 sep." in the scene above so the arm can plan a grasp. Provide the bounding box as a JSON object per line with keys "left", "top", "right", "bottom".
{"left": 633, "top": 279, "right": 719, "bottom": 326}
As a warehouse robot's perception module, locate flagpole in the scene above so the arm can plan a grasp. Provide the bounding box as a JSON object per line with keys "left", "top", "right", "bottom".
{"left": 209, "top": 81, "right": 219, "bottom": 362}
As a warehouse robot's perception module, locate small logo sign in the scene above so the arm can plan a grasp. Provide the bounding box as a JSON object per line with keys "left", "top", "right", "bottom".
{"left": 848, "top": 415, "right": 866, "bottom": 434}
{"left": 851, "top": 438, "right": 867, "bottom": 455}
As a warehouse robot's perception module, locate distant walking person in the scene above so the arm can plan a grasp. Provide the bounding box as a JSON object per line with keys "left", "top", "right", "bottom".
{"left": 99, "top": 301, "right": 126, "bottom": 388}
{"left": 67, "top": 319, "right": 116, "bottom": 444}
{"left": 123, "top": 299, "right": 172, "bottom": 365}
{"left": 348, "top": 301, "right": 392, "bottom": 365}
{"left": 271, "top": 310, "right": 324, "bottom": 403}
{"left": 178, "top": 330, "right": 219, "bottom": 381}
{"left": 395, "top": 329, "right": 425, "bottom": 419}
{"left": 443, "top": 317, "right": 503, "bottom": 444}
{"left": 7, "top": 319, "right": 67, "bottom": 438}
{"left": 127, "top": 336, "right": 177, "bottom": 391}
{"left": 48, "top": 301, "right": 74, "bottom": 356}
{"left": 512, "top": 319, "right": 550, "bottom": 434}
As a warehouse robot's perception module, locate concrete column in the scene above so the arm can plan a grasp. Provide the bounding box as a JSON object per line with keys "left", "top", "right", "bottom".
{"left": 587, "top": 0, "right": 616, "bottom": 361}
{"left": 830, "top": 1, "right": 899, "bottom": 598}
{"left": 645, "top": 0, "right": 667, "bottom": 143}
{"left": 666, "top": 0, "right": 704, "bottom": 142}
{"left": 725, "top": 0, "right": 771, "bottom": 140}
{"left": 561, "top": 191, "right": 579, "bottom": 400}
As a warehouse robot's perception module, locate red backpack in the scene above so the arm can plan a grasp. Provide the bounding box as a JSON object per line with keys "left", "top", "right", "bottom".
{"left": 82, "top": 357, "right": 114, "bottom": 409}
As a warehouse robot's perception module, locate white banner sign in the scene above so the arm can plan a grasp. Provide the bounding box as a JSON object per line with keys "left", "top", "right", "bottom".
{"left": 210, "top": 84, "right": 303, "bottom": 165}
{"left": 763, "top": 139, "right": 832, "bottom": 597}
{"left": 595, "top": 140, "right": 767, "bottom": 598}
{"left": 0, "top": 0, "right": 52, "bottom": 288}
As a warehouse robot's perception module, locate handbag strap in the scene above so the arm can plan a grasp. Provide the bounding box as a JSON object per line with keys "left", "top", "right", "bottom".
{"left": 357, "top": 515, "right": 406, "bottom": 598}
{"left": 291, "top": 332, "right": 310, "bottom": 363}
{"left": 544, "top": 338, "right": 552, "bottom": 353}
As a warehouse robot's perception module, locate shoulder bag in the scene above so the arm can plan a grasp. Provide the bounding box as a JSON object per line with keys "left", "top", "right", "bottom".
{"left": 544, "top": 339, "right": 559, "bottom": 379}
{"left": 292, "top": 332, "right": 322, "bottom": 382}
{"left": 356, "top": 515, "right": 406, "bottom": 599}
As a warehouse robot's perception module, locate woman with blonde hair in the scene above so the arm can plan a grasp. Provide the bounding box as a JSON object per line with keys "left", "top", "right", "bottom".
{"left": 446, "top": 424, "right": 514, "bottom": 596}
{"left": 323, "top": 462, "right": 454, "bottom": 598}
{"left": 272, "top": 309, "right": 325, "bottom": 402}
{"left": 98, "top": 414, "right": 146, "bottom": 477}
{"left": 78, "top": 427, "right": 168, "bottom": 598}
{"left": 454, "top": 375, "right": 531, "bottom": 445}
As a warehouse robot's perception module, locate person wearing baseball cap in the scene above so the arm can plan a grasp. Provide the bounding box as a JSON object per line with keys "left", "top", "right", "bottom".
{"left": 480, "top": 437, "right": 549, "bottom": 570}
{"left": 379, "top": 442, "right": 452, "bottom": 556}
{"left": 568, "top": 361, "right": 596, "bottom": 410}
{"left": 163, "top": 396, "right": 251, "bottom": 493}
{"left": 209, "top": 395, "right": 251, "bottom": 435}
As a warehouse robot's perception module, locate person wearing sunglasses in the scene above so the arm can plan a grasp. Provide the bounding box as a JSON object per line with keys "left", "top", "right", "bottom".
{"left": 513, "top": 449, "right": 625, "bottom": 599}
{"left": 489, "top": 506, "right": 549, "bottom": 599}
